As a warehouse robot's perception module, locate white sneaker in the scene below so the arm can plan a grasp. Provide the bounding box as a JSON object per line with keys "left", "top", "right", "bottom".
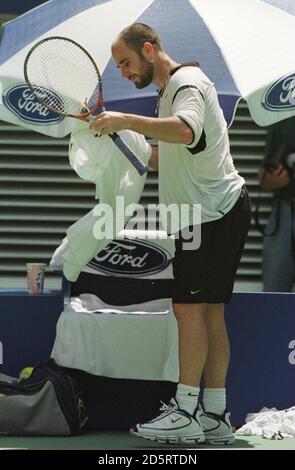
{"left": 130, "top": 398, "right": 205, "bottom": 444}
{"left": 199, "top": 403, "right": 235, "bottom": 445}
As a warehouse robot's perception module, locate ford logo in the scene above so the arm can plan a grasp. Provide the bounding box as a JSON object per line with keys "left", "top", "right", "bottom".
{"left": 262, "top": 74, "right": 295, "bottom": 111}
{"left": 3, "top": 84, "right": 64, "bottom": 124}
{"left": 87, "top": 239, "right": 171, "bottom": 277}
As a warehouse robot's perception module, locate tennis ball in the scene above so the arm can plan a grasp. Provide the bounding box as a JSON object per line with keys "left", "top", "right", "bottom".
{"left": 19, "top": 367, "right": 34, "bottom": 380}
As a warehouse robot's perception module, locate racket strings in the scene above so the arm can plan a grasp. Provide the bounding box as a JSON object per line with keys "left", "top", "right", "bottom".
{"left": 25, "top": 38, "right": 102, "bottom": 115}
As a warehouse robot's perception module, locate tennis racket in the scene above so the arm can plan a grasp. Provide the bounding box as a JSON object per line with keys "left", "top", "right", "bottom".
{"left": 24, "top": 36, "right": 148, "bottom": 176}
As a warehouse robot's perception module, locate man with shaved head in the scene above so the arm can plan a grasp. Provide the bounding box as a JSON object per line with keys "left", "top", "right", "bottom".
{"left": 91, "top": 23, "right": 251, "bottom": 445}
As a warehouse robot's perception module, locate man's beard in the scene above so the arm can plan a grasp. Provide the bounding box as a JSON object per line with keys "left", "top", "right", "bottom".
{"left": 135, "top": 58, "right": 154, "bottom": 89}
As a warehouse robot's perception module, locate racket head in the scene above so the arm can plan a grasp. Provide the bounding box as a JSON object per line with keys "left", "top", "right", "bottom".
{"left": 24, "top": 36, "right": 103, "bottom": 119}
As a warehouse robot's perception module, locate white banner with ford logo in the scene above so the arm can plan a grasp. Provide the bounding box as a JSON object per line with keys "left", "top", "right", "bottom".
{"left": 83, "top": 234, "right": 175, "bottom": 280}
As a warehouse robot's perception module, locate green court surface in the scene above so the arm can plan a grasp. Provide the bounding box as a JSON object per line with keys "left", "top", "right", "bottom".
{"left": 0, "top": 431, "right": 294, "bottom": 450}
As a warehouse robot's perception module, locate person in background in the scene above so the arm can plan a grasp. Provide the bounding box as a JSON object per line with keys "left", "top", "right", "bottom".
{"left": 90, "top": 23, "right": 251, "bottom": 445}
{"left": 258, "top": 117, "right": 295, "bottom": 292}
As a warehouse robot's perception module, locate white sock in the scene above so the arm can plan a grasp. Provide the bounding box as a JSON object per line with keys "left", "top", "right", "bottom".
{"left": 175, "top": 383, "right": 200, "bottom": 415}
{"left": 203, "top": 388, "right": 226, "bottom": 415}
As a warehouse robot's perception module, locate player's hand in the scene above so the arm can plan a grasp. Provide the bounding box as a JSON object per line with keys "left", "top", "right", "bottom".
{"left": 89, "top": 111, "right": 128, "bottom": 135}
{"left": 259, "top": 164, "right": 290, "bottom": 190}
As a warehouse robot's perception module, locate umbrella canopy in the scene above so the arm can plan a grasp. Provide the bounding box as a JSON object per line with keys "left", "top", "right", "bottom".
{"left": 0, "top": 0, "right": 295, "bottom": 137}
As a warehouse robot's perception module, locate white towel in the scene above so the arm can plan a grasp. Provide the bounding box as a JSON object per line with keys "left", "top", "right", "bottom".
{"left": 51, "top": 293, "right": 179, "bottom": 381}
{"left": 236, "top": 406, "right": 295, "bottom": 439}
{"left": 50, "top": 122, "right": 152, "bottom": 281}
{"left": 69, "top": 293, "right": 172, "bottom": 315}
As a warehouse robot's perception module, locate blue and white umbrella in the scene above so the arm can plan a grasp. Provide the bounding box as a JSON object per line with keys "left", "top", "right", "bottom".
{"left": 0, "top": 0, "right": 295, "bottom": 137}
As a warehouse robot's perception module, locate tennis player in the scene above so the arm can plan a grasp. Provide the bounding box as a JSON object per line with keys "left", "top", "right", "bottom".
{"left": 90, "top": 23, "right": 251, "bottom": 445}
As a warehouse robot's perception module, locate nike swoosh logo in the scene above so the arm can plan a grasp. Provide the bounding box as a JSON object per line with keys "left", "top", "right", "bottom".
{"left": 171, "top": 417, "right": 182, "bottom": 424}
{"left": 190, "top": 289, "right": 202, "bottom": 294}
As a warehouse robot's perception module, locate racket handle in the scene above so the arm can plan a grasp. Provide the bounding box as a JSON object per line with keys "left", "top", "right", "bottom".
{"left": 110, "top": 132, "right": 149, "bottom": 176}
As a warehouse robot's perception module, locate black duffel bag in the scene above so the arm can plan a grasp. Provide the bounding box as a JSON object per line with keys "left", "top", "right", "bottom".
{"left": 0, "top": 359, "right": 88, "bottom": 436}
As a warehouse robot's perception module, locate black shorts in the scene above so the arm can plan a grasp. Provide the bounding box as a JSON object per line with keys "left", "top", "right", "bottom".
{"left": 172, "top": 186, "right": 251, "bottom": 304}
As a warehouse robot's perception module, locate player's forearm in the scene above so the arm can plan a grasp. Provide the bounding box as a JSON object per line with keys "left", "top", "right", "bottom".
{"left": 125, "top": 114, "right": 193, "bottom": 145}
{"left": 149, "top": 146, "right": 158, "bottom": 170}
